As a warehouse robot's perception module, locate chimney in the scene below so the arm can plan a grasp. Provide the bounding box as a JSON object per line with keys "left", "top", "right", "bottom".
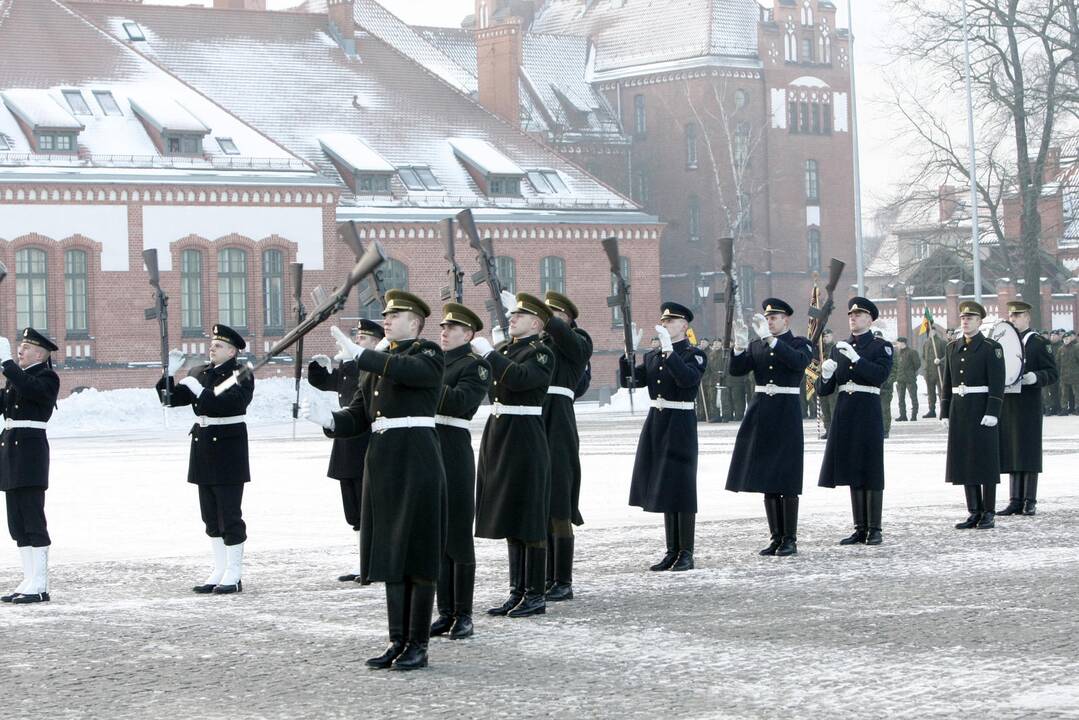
{"left": 938, "top": 184, "right": 959, "bottom": 222}
{"left": 327, "top": 0, "right": 357, "bottom": 57}
{"left": 213, "top": 0, "right": 267, "bottom": 8}
{"left": 476, "top": 13, "right": 522, "bottom": 126}
{"left": 1043, "top": 146, "right": 1061, "bottom": 183}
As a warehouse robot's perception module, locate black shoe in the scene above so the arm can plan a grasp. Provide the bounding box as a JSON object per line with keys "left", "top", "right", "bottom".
{"left": 976, "top": 511, "right": 995, "bottom": 529}
{"left": 452, "top": 562, "right": 475, "bottom": 632}
{"left": 760, "top": 495, "right": 781, "bottom": 556}
{"left": 775, "top": 496, "right": 798, "bottom": 556}
{"left": 429, "top": 614, "right": 454, "bottom": 636}
{"left": 11, "top": 592, "right": 49, "bottom": 604}
{"left": 1022, "top": 475, "right": 1038, "bottom": 515}
{"left": 508, "top": 545, "right": 547, "bottom": 618}
{"left": 548, "top": 536, "right": 574, "bottom": 600}
{"left": 507, "top": 593, "right": 546, "bottom": 618}
{"left": 897, "top": 416, "right": 908, "bottom": 422}
{"left": 355, "top": 576, "right": 371, "bottom": 585}
{"left": 365, "top": 641, "right": 406, "bottom": 669}
{"left": 449, "top": 615, "right": 474, "bottom": 639}
{"left": 954, "top": 513, "right": 980, "bottom": 529}
{"left": 212, "top": 580, "right": 242, "bottom": 594}
{"left": 487, "top": 593, "right": 523, "bottom": 616}
{"left": 669, "top": 550, "right": 694, "bottom": 571}
{"left": 922, "top": 410, "right": 936, "bottom": 418}
{"left": 839, "top": 529, "right": 867, "bottom": 545}
{"left": 649, "top": 552, "right": 678, "bottom": 571}
{"left": 1022, "top": 499, "right": 1037, "bottom": 516}
{"left": 0, "top": 592, "right": 21, "bottom": 603}
{"left": 759, "top": 541, "right": 780, "bottom": 556}
{"left": 488, "top": 541, "right": 524, "bottom": 615}
{"left": 338, "top": 573, "right": 360, "bottom": 582}
{"left": 546, "top": 581, "right": 573, "bottom": 601}
{"left": 865, "top": 529, "right": 883, "bottom": 545}
{"left": 391, "top": 642, "right": 429, "bottom": 670}
{"left": 192, "top": 584, "right": 216, "bottom": 594}
{"left": 997, "top": 500, "right": 1023, "bottom": 516}
{"left": 776, "top": 538, "right": 797, "bottom": 556}
{"left": 650, "top": 513, "right": 679, "bottom": 570}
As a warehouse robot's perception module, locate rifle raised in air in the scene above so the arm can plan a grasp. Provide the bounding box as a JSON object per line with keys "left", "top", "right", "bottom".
{"left": 142, "top": 249, "right": 171, "bottom": 408}
{"left": 602, "top": 236, "right": 637, "bottom": 413}
{"left": 340, "top": 220, "right": 387, "bottom": 312}
{"left": 290, "top": 262, "right": 306, "bottom": 436}
{"left": 440, "top": 216, "right": 465, "bottom": 303}
{"left": 458, "top": 209, "right": 509, "bottom": 334}
{"left": 715, "top": 237, "right": 737, "bottom": 419}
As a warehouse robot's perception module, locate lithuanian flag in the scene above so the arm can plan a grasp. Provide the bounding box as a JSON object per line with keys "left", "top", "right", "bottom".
{"left": 918, "top": 306, "right": 933, "bottom": 335}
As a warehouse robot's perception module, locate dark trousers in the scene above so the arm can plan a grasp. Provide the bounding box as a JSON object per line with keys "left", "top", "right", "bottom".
{"left": 896, "top": 381, "right": 918, "bottom": 418}
{"left": 926, "top": 377, "right": 940, "bottom": 411}
{"left": 339, "top": 476, "right": 363, "bottom": 531}
{"left": 197, "top": 484, "right": 247, "bottom": 546}
{"left": 5, "top": 488, "right": 50, "bottom": 547}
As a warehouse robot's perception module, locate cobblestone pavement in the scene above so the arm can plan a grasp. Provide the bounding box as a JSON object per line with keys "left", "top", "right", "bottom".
{"left": 1, "top": 415, "right": 1077, "bottom": 719}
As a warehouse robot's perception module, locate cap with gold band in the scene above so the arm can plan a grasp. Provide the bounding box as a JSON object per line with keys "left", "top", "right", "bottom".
{"left": 761, "top": 297, "right": 794, "bottom": 317}
{"left": 1006, "top": 300, "right": 1032, "bottom": 314}
{"left": 440, "top": 303, "right": 484, "bottom": 332}
{"left": 211, "top": 323, "right": 246, "bottom": 350}
{"left": 544, "top": 291, "right": 579, "bottom": 320}
{"left": 959, "top": 300, "right": 987, "bottom": 318}
{"left": 20, "top": 327, "right": 58, "bottom": 353}
{"left": 382, "top": 289, "right": 431, "bottom": 318}
{"left": 660, "top": 301, "right": 694, "bottom": 323}
{"left": 847, "top": 296, "right": 879, "bottom": 321}
{"left": 355, "top": 318, "right": 385, "bottom": 339}
{"left": 510, "top": 293, "right": 553, "bottom": 324}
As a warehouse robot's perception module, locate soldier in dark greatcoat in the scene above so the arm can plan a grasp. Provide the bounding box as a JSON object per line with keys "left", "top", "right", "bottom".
{"left": 941, "top": 301, "right": 1005, "bottom": 530}
{"left": 725, "top": 299, "right": 813, "bottom": 556}
{"left": 540, "top": 291, "right": 593, "bottom": 602}
{"left": 619, "top": 302, "right": 708, "bottom": 572}
{"left": 0, "top": 328, "right": 60, "bottom": 604}
{"left": 997, "top": 301, "right": 1058, "bottom": 516}
{"left": 303, "top": 289, "right": 446, "bottom": 671}
{"left": 817, "top": 298, "right": 893, "bottom": 545}
{"left": 473, "top": 293, "right": 554, "bottom": 619}
{"left": 428, "top": 303, "right": 490, "bottom": 640}
{"left": 157, "top": 324, "right": 253, "bottom": 595}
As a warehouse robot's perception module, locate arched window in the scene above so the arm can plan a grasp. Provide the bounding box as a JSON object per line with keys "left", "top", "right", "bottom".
{"left": 801, "top": 36, "right": 814, "bottom": 63}
{"left": 688, "top": 195, "right": 701, "bottom": 241}
{"left": 808, "top": 228, "right": 822, "bottom": 273}
{"left": 784, "top": 26, "right": 797, "bottom": 61}
{"left": 16, "top": 247, "right": 48, "bottom": 332}
{"left": 262, "top": 248, "right": 284, "bottom": 334}
{"left": 64, "top": 249, "right": 89, "bottom": 336}
{"left": 495, "top": 256, "right": 516, "bottom": 294}
{"left": 181, "top": 249, "right": 203, "bottom": 334}
{"left": 633, "top": 94, "right": 646, "bottom": 135}
{"left": 685, "top": 123, "right": 698, "bottom": 169}
{"left": 218, "top": 247, "right": 248, "bottom": 330}
{"left": 734, "top": 122, "right": 750, "bottom": 166}
{"left": 540, "top": 256, "right": 566, "bottom": 294}
{"left": 382, "top": 258, "right": 409, "bottom": 291}
{"left": 611, "top": 255, "right": 629, "bottom": 327}
{"left": 801, "top": 0, "right": 813, "bottom": 26}
{"left": 805, "top": 159, "right": 820, "bottom": 202}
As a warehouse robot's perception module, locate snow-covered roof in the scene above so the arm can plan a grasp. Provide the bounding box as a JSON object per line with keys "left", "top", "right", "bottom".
{"left": 318, "top": 133, "right": 396, "bottom": 173}
{"left": 448, "top": 137, "right": 525, "bottom": 176}
{"left": 865, "top": 234, "right": 899, "bottom": 278}
{"left": 129, "top": 93, "right": 210, "bottom": 134}
{"left": 1, "top": 89, "right": 84, "bottom": 130}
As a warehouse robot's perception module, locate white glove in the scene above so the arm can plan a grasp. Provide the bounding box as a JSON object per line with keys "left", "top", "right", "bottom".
{"left": 933, "top": 358, "right": 942, "bottom": 366}
{"left": 654, "top": 325, "right": 673, "bottom": 353}
{"left": 179, "top": 376, "right": 203, "bottom": 395}
{"left": 333, "top": 346, "right": 351, "bottom": 363}
{"left": 836, "top": 341, "right": 861, "bottom": 364}
{"left": 312, "top": 354, "right": 332, "bottom": 370}
{"left": 0, "top": 337, "right": 10, "bottom": 364}
{"left": 375, "top": 337, "right": 391, "bottom": 352}
{"left": 299, "top": 399, "right": 334, "bottom": 430}
{"left": 821, "top": 358, "right": 838, "bottom": 380}
{"left": 631, "top": 322, "right": 643, "bottom": 350}
{"left": 330, "top": 325, "right": 364, "bottom": 361}
{"left": 491, "top": 325, "right": 505, "bottom": 347}
{"left": 471, "top": 337, "right": 494, "bottom": 357}
{"left": 499, "top": 290, "right": 516, "bottom": 315}
{"left": 980, "top": 415, "right": 998, "bottom": 428}
{"left": 1021, "top": 371, "right": 1037, "bottom": 385}
{"left": 733, "top": 319, "right": 749, "bottom": 352}
{"left": 940, "top": 418, "right": 949, "bottom": 430}
{"left": 167, "top": 349, "right": 184, "bottom": 375}
{"left": 752, "top": 313, "right": 769, "bottom": 340}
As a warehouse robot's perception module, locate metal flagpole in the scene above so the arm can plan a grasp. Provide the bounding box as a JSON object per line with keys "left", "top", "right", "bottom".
{"left": 847, "top": 0, "right": 866, "bottom": 296}
{"left": 960, "top": 0, "right": 983, "bottom": 302}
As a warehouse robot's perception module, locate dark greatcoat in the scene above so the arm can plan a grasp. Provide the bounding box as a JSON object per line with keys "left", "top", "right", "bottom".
{"left": 435, "top": 344, "right": 490, "bottom": 563}
{"left": 475, "top": 335, "right": 553, "bottom": 543}
{"left": 157, "top": 358, "right": 253, "bottom": 486}
{"left": 619, "top": 338, "right": 708, "bottom": 513}
{"left": 941, "top": 333, "right": 1005, "bottom": 486}
{"left": 329, "top": 338, "right": 446, "bottom": 583}
{"left": 817, "top": 332, "right": 893, "bottom": 490}
{"left": 308, "top": 359, "right": 369, "bottom": 480}
{"left": 542, "top": 318, "right": 593, "bottom": 526}
{"left": 0, "top": 361, "right": 60, "bottom": 491}
{"left": 999, "top": 330, "right": 1058, "bottom": 472}
{"left": 725, "top": 331, "right": 813, "bottom": 496}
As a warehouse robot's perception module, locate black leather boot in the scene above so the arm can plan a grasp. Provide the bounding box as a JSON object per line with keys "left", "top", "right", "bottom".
{"left": 776, "top": 496, "right": 799, "bottom": 556}
{"left": 393, "top": 581, "right": 435, "bottom": 670}
{"left": 430, "top": 555, "right": 454, "bottom": 636}
{"left": 1022, "top": 474, "right": 1038, "bottom": 515}
{"left": 649, "top": 513, "right": 679, "bottom": 570}
{"left": 865, "top": 490, "right": 883, "bottom": 545}
{"left": 669, "top": 513, "right": 695, "bottom": 571}
{"left": 760, "top": 495, "right": 782, "bottom": 556}
{"left": 840, "top": 488, "right": 868, "bottom": 545}
{"left": 366, "top": 581, "right": 409, "bottom": 669}
{"left": 546, "top": 536, "right": 574, "bottom": 601}
{"left": 487, "top": 540, "right": 525, "bottom": 616}
{"left": 449, "top": 563, "right": 475, "bottom": 639}
{"left": 997, "top": 474, "right": 1024, "bottom": 515}
{"left": 955, "top": 485, "right": 982, "bottom": 529}
{"left": 976, "top": 484, "right": 996, "bottom": 529}
{"left": 508, "top": 545, "right": 547, "bottom": 618}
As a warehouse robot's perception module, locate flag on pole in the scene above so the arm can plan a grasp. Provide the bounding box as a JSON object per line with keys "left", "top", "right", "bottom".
{"left": 918, "top": 306, "right": 933, "bottom": 335}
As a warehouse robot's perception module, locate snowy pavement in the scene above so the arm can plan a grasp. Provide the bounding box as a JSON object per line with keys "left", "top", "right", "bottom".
{"left": 1, "top": 385, "right": 1078, "bottom": 718}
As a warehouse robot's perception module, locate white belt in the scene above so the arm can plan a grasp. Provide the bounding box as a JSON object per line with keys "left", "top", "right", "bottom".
{"left": 1004, "top": 385, "right": 1022, "bottom": 395}
{"left": 546, "top": 386, "right": 575, "bottom": 399}
{"left": 435, "top": 415, "right": 471, "bottom": 430}
{"left": 754, "top": 384, "right": 801, "bottom": 396}
{"left": 952, "top": 385, "right": 989, "bottom": 397}
{"left": 838, "top": 382, "right": 881, "bottom": 395}
{"left": 196, "top": 415, "right": 246, "bottom": 427}
{"left": 3, "top": 419, "right": 47, "bottom": 430}
{"left": 371, "top": 416, "right": 436, "bottom": 433}
{"left": 650, "top": 398, "right": 696, "bottom": 411}
{"left": 491, "top": 402, "right": 544, "bottom": 417}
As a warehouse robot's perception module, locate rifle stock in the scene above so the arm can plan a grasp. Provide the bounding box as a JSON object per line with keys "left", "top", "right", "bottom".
{"left": 340, "top": 220, "right": 386, "bottom": 311}
{"left": 440, "top": 217, "right": 464, "bottom": 303}
{"left": 459, "top": 209, "right": 509, "bottom": 333}
{"left": 715, "top": 237, "right": 737, "bottom": 416}
{"left": 142, "top": 249, "right": 170, "bottom": 408}
{"left": 290, "top": 262, "right": 306, "bottom": 421}
{"left": 808, "top": 258, "right": 845, "bottom": 346}
{"left": 602, "top": 237, "right": 637, "bottom": 406}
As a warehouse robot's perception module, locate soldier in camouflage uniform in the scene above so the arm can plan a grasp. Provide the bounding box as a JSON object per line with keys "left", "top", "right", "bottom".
{"left": 894, "top": 337, "right": 921, "bottom": 421}
{"left": 1060, "top": 332, "right": 1079, "bottom": 414}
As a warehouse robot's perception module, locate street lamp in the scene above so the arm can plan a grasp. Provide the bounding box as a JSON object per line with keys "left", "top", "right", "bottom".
{"left": 697, "top": 276, "right": 710, "bottom": 306}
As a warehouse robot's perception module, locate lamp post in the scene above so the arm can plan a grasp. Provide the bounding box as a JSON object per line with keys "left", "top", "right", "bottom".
{"left": 697, "top": 275, "right": 711, "bottom": 335}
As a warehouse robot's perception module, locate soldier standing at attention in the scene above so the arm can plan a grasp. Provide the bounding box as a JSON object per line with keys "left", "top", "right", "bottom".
{"left": 620, "top": 302, "right": 707, "bottom": 571}
{"left": 894, "top": 337, "right": 921, "bottom": 422}
{"left": 922, "top": 329, "right": 947, "bottom": 418}
{"left": 158, "top": 324, "right": 253, "bottom": 596}
{"left": 0, "top": 329, "right": 60, "bottom": 604}
{"left": 941, "top": 301, "right": 1005, "bottom": 530}
{"left": 307, "top": 319, "right": 385, "bottom": 583}
{"left": 725, "top": 299, "right": 813, "bottom": 557}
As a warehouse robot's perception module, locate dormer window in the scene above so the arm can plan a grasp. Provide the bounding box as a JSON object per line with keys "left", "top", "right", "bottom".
{"left": 527, "top": 169, "right": 568, "bottom": 194}
{"left": 37, "top": 133, "right": 76, "bottom": 152}
{"left": 216, "top": 137, "right": 239, "bottom": 155}
{"left": 130, "top": 93, "right": 210, "bottom": 157}
{"left": 94, "top": 91, "right": 122, "bottom": 116}
{"left": 357, "top": 174, "right": 392, "bottom": 193}
{"left": 167, "top": 134, "right": 203, "bottom": 155}
{"left": 448, "top": 137, "right": 525, "bottom": 198}
{"left": 123, "top": 21, "right": 145, "bottom": 41}
{"left": 398, "top": 165, "right": 443, "bottom": 191}
{"left": 489, "top": 177, "right": 521, "bottom": 196}
{"left": 62, "top": 90, "right": 91, "bottom": 116}
{"left": 318, "top": 133, "right": 395, "bottom": 195}
{"left": 1, "top": 89, "right": 85, "bottom": 155}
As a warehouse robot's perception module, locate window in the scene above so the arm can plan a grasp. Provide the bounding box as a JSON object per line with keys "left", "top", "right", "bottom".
{"left": 734, "top": 122, "right": 750, "bottom": 166}
{"left": 633, "top": 94, "right": 646, "bottom": 136}
{"left": 823, "top": 102, "right": 832, "bottom": 134}
{"left": 181, "top": 249, "right": 203, "bottom": 334}
{"left": 398, "top": 165, "right": 443, "bottom": 191}
{"left": 15, "top": 248, "right": 48, "bottom": 332}
{"left": 611, "top": 256, "right": 630, "bottom": 326}
{"left": 123, "top": 21, "right": 145, "bottom": 41}
{"left": 38, "top": 134, "right": 53, "bottom": 151}
{"left": 357, "top": 174, "right": 392, "bottom": 194}
{"left": 216, "top": 137, "right": 239, "bottom": 155}
{"left": 64, "top": 249, "right": 89, "bottom": 336}
{"left": 740, "top": 265, "right": 755, "bottom": 310}
{"left": 811, "top": 102, "right": 821, "bottom": 134}
{"left": 737, "top": 193, "right": 752, "bottom": 233}
{"left": 62, "top": 90, "right": 91, "bottom": 116}
{"left": 489, "top": 176, "right": 521, "bottom": 196}
{"left": 801, "top": 36, "right": 814, "bottom": 63}
{"left": 633, "top": 168, "right": 649, "bottom": 204}
{"left": 94, "top": 91, "right": 122, "bottom": 116}
{"left": 800, "top": 101, "right": 809, "bottom": 133}
{"left": 218, "top": 248, "right": 248, "bottom": 330}
{"left": 382, "top": 258, "right": 409, "bottom": 291}
{"left": 262, "top": 249, "right": 284, "bottom": 334}
{"left": 688, "top": 195, "right": 701, "bottom": 241}
{"left": 801, "top": 0, "right": 813, "bottom": 25}
{"left": 784, "top": 28, "right": 797, "bottom": 61}
{"left": 685, "top": 123, "right": 698, "bottom": 169}
{"left": 495, "top": 256, "right": 516, "bottom": 294}
{"left": 734, "top": 89, "right": 748, "bottom": 110}
{"left": 805, "top": 159, "right": 820, "bottom": 202}
{"left": 36, "top": 133, "right": 75, "bottom": 153}
{"left": 914, "top": 239, "right": 929, "bottom": 261}
{"left": 540, "top": 256, "right": 566, "bottom": 294}
{"left": 166, "top": 134, "right": 202, "bottom": 155}
{"left": 788, "top": 101, "right": 799, "bottom": 133}
{"left": 527, "top": 169, "right": 568, "bottom": 194}
{"left": 808, "top": 228, "right": 822, "bottom": 273}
